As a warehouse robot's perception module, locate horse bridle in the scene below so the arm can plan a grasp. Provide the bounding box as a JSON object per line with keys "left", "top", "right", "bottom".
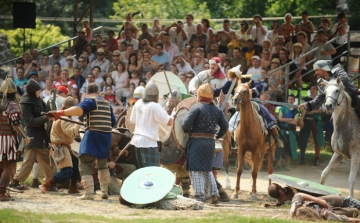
{"left": 233, "top": 88, "right": 249, "bottom": 107}
{"left": 325, "top": 83, "right": 345, "bottom": 107}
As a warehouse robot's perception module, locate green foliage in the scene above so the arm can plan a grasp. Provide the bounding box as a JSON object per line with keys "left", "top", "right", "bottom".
{"left": 0, "top": 20, "right": 70, "bottom": 57}
{"left": 111, "top": 0, "right": 211, "bottom": 26}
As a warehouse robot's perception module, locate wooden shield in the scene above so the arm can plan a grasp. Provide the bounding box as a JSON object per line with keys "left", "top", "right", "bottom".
{"left": 172, "top": 107, "right": 189, "bottom": 151}
{"left": 124, "top": 107, "right": 135, "bottom": 133}
{"left": 176, "top": 96, "right": 197, "bottom": 110}
{"left": 116, "top": 107, "right": 130, "bottom": 128}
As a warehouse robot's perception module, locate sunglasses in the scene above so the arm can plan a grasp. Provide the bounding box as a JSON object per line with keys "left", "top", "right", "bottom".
{"left": 113, "top": 55, "right": 120, "bottom": 57}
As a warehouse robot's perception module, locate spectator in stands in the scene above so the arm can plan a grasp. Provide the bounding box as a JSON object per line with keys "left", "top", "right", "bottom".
{"left": 247, "top": 14, "right": 268, "bottom": 51}
{"left": 236, "top": 20, "right": 249, "bottom": 48}
{"left": 22, "top": 52, "right": 32, "bottom": 77}
{"left": 277, "top": 94, "right": 299, "bottom": 171}
{"left": 82, "top": 20, "right": 93, "bottom": 42}
{"left": 137, "top": 50, "right": 144, "bottom": 64}
{"left": 91, "top": 48, "right": 110, "bottom": 78}
{"left": 140, "top": 39, "right": 155, "bottom": 56}
{"left": 242, "top": 39, "right": 260, "bottom": 68}
{"left": 261, "top": 48, "right": 271, "bottom": 69}
{"left": 144, "top": 71, "right": 152, "bottom": 84}
{"left": 262, "top": 39, "right": 271, "bottom": 53}
{"left": 320, "top": 17, "right": 332, "bottom": 39}
{"left": 102, "top": 76, "right": 115, "bottom": 92}
{"left": 106, "top": 30, "right": 119, "bottom": 53}
{"left": 29, "top": 59, "right": 47, "bottom": 89}
{"left": 148, "top": 17, "right": 161, "bottom": 35}
{"left": 70, "top": 67, "right": 85, "bottom": 92}
{"left": 59, "top": 48, "right": 72, "bottom": 68}
{"left": 71, "top": 31, "right": 88, "bottom": 60}
{"left": 163, "top": 33, "right": 180, "bottom": 64}
{"left": 129, "top": 70, "right": 141, "bottom": 87}
{"left": 216, "top": 19, "right": 233, "bottom": 54}
{"left": 151, "top": 43, "right": 170, "bottom": 71}
{"left": 282, "top": 13, "right": 295, "bottom": 44}
{"left": 191, "top": 48, "right": 207, "bottom": 74}
{"left": 120, "top": 29, "right": 139, "bottom": 51}
{"left": 99, "top": 41, "right": 113, "bottom": 62}
{"left": 94, "top": 34, "right": 103, "bottom": 51}
{"left": 127, "top": 53, "right": 142, "bottom": 75}
{"left": 271, "top": 36, "right": 286, "bottom": 54}
{"left": 138, "top": 24, "right": 154, "bottom": 50}
{"left": 142, "top": 50, "right": 158, "bottom": 78}
{"left": 117, "top": 13, "right": 138, "bottom": 39}
{"left": 80, "top": 73, "right": 96, "bottom": 101}
{"left": 77, "top": 56, "right": 92, "bottom": 79}
{"left": 247, "top": 56, "right": 262, "bottom": 80}
{"left": 268, "top": 58, "right": 284, "bottom": 101}
{"left": 14, "top": 67, "right": 28, "bottom": 94}
{"left": 179, "top": 73, "right": 187, "bottom": 84}
{"left": 297, "top": 10, "right": 314, "bottom": 44}
{"left": 111, "top": 61, "right": 129, "bottom": 100}
{"left": 279, "top": 48, "right": 299, "bottom": 88}
{"left": 227, "top": 31, "right": 240, "bottom": 56}
{"left": 293, "top": 31, "right": 311, "bottom": 55}
{"left": 206, "top": 34, "right": 218, "bottom": 56}
{"left": 230, "top": 47, "right": 247, "bottom": 72}
{"left": 84, "top": 44, "right": 96, "bottom": 62}
{"left": 51, "top": 62, "right": 62, "bottom": 81}
{"left": 119, "top": 42, "right": 127, "bottom": 52}
{"left": 41, "top": 55, "right": 52, "bottom": 76}
{"left": 49, "top": 46, "right": 63, "bottom": 67}
{"left": 299, "top": 84, "right": 324, "bottom": 166}
{"left": 184, "top": 14, "right": 196, "bottom": 45}
{"left": 176, "top": 54, "right": 192, "bottom": 76}
{"left": 201, "top": 18, "right": 214, "bottom": 46}
{"left": 108, "top": 50, "right": 122, "bottom": 74}
{"left": 92, "top": 66, "right": 105, "bottom": 90}
{"left": 40, "top": 77, "right": 54, "bottom": 98}
{"left": 170, "top": 64, "right": 179, "bottom": 76}
{"left": 165, "top": 20, "right": 188, "bottom": 52}
{"left": 53, "top": 69, "right": 77, "bottom": 91}
{"left": 104, "top": 84, "right": 123, "bottom": 112}
{"left": 189, "top": 23, "right": 207, "bottom": 52}
{"left": 310, "top": 29, "right": 336, "bottom": 61}
{"left": 331, "top": 12, "right": 349, "bottom": 65}
{"left": 288, "top": 43, "right": 306, "bottom": 86}
{"left": 30, "top": 49, "right": 42, "bottom": 64}
{"left": 267, "top": 20, "right": 279, "bottom": 44}
{"left": 63, "top": 56, "right": 75, "bottom": 77}
{"left": 158, "top": 31, "right": 166, "bottom": 45}
{"left": 10, "top": 58, "right": 25, "bottom": 79}
{"left": 260, "top": 93, "right": 275, "bottom": 115}
{"left": 120, "top": 44, "right": 134, "bottom": 64}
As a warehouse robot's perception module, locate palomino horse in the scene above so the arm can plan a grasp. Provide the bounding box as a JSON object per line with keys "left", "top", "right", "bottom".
{"left": 231, "top": 80, "right": 276, "bottom": 199}
{"left": 320, "top": 78, "right": 360, "bottom": 197}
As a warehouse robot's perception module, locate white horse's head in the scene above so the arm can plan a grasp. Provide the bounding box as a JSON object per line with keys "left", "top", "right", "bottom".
{"left": 322, "top": 77, "right": 345, "bottom": 113}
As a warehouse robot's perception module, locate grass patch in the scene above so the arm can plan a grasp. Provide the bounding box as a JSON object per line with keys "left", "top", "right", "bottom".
{"left": 0, "top": 209, "right": 312, "bottom": 223}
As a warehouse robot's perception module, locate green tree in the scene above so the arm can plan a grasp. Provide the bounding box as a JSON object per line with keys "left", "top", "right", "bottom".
{"left": 111, "top": 0, "right": 211, "bottom": 25}
{"left": 0, "top": 20, "right": 70, "bottom": 57}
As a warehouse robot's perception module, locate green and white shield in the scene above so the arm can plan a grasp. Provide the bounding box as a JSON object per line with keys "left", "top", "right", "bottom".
{"left": 269, "top": 174, "right": 341, "bottom": 196}
{"left": 120, "top": 167, "right": 175, "bottom": 205}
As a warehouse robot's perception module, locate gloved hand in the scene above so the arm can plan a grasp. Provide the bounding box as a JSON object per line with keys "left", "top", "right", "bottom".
{"left": 47, "top": 110, "right": 65, "bottom": 121}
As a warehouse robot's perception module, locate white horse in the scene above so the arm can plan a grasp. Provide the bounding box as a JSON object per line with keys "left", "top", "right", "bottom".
{"left": 320, "top": 77, "right": 360, "bottom": 197}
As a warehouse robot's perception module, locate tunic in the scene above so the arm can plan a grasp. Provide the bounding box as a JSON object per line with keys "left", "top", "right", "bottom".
{"left": 181, "top": 103, "right": 228, "bottom": 171}
{"left": 77, "top": 97, "right": 116, "bottom": 159}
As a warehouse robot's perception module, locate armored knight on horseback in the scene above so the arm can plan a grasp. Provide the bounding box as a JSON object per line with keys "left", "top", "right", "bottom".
{"left": 299, "top": 60, "right": 360, "bottom": 118}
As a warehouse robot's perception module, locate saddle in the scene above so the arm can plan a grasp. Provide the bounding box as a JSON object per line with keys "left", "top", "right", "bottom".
{"left": 251, "top": 101, "right": 268, "bottom": 136}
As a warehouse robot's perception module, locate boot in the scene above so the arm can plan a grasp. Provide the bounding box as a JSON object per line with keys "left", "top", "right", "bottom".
{"left": 218, "top": 187, "right": 230, "bottom": 202}
{"left": 313, "top": 157, "right": 320, "bottom": 166}
{"left": 98, "top": 169, "right": 110, "bottom": 199}
{"left": 270, "top": 127, "right": 284, "bottom": 149}
{"left": 39, "top": 178, "right": 55, "bottom": 194}
{"left": 180, "top": 177, "right": 190, "bottom": 198}
{"left": 77, "top": 175, "right": 94, "bottom": 200}
{"left": 68, "top": 179, "right": 80, "bottom": 194}
{"left": 0, "top": 188, "right": 14, "bottom": 202}
{"left": 30, "top": 179, "right": 40, "bottom": 188}
{"left": 8, "top": 179, "right": 25, "bottom": 193}
{"left": 210, "top": 195, "right": 218, "bottom": 204}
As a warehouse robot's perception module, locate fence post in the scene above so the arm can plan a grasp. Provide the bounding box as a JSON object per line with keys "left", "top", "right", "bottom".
{"left": 284, "top": 64, "right": 289, "bottom": 102}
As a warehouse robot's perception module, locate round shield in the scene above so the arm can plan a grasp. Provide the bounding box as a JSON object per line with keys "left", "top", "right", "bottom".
{"left": 176, "top": 96, "right": 197, "bottom": 110}
{"left": 120, "top": 166, "right": 175, "bottom": 204}
{"left": 268, "top": 174, "right": 341, "bottom": 196}
{"left": 160, "top": 133, "right": 184, "bottom": 165}
{"left": 149, "top": 71, "right": 188, "bottom": 105}
{"left": 158, "top": 123, "right": 172, "bottom": 143}
{"left": 124, "top": 107, "right": 135, "bottom": 133}
{"left": 172, "top": 107, "right": 189, "bottom": 151}
{"left": 116, "top": 108, "right": 130, "bottom": 128}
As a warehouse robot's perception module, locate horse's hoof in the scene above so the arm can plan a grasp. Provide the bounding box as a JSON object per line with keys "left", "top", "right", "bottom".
{"left": 231, "top": 193, "right": 238, "bottom": 199}
{"left": 249, "top": 194, "right": 258, "bottom": 201}
{"left": 225, "top": 186, "right": 231, "bottom": 190}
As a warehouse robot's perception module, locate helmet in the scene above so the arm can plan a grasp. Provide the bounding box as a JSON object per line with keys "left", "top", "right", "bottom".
{"left": 1, "top": 78, "right": 17, "bottom": 96}
{"left": 26, "top": 79, "right": 41, "bottom": 93}
{"left": 133, "top": 86, "right": 145, "bottom": 99}
{"left": 143, "top": 82, "right": 159, "bottom": 103}
{"left": 197, "top": 83, "right": 213, "bottom": 99}
{"left": 61, "top": 96, "right": 76, "bottom": 109}
{"left": 169, "top": 89, "right": 182, "bottom": 107}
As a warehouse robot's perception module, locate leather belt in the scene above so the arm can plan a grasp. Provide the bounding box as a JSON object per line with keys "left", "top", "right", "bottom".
{"left": 189, "top": 133, "right": 215, "bottom": 139}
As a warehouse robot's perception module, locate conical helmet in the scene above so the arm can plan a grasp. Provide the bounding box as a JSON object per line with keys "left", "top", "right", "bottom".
{"left": 133, "top": 86, "right": 145, "bottom": 99}
{"left": 61, "top": 96, "right": 76, "bottom": 109}
{"left": 143, "top": 82, "right": 159, "bottom": 103}
{"left": 1, "top": 78, "right": 17, "bottom": 97}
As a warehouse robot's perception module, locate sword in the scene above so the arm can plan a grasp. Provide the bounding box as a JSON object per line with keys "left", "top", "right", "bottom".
{"left": 250, "top": 98, "right": 298, "bottom": 109}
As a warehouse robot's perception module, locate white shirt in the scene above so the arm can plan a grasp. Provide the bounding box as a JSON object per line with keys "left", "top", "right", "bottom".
{"left": 176, "top": 62, "right": 192, "bottom": 76}
{"left": 188, "top": 69, "right": 227, "bottom": 93}
{"left": 130, "top": 99, "right": 170, "bottom": 147}
{"left": 164, "top": 43, "right": 180, "bottom": 64}
{"left": 184, "top": 23, "right": 196, "bottom": 44}
{"left": 169, "top": 27, "right": 188, "bottom": 50}
{"left": 249, "top": 25, "right": 268, "bottom": 46}
{"left": 247, "top": 66, "right": 262, "bottom": 81}
{"left": 120, "top": 38, "right": 139, "bottom": 50}
{"left": 331, "top": 23, "right": 349, "bottom": 44}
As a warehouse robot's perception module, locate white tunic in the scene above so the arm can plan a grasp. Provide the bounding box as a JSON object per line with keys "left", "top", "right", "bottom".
{"left": 188, "top": 69, "right": 227, "bottom": 94}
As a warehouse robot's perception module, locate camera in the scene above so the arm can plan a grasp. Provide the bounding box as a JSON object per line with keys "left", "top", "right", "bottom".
{"left": 32, "top": 63, "right": 37, "bottom": 67}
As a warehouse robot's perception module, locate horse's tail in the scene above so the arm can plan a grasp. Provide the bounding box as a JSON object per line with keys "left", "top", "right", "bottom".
{"left": 222, "top": 131, "right": 231, "bottom": 175}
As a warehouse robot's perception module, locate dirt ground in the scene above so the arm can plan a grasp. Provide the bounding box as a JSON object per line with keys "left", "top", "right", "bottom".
{"left": 1, "top": 158, "right": 360, "bottom": 221}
